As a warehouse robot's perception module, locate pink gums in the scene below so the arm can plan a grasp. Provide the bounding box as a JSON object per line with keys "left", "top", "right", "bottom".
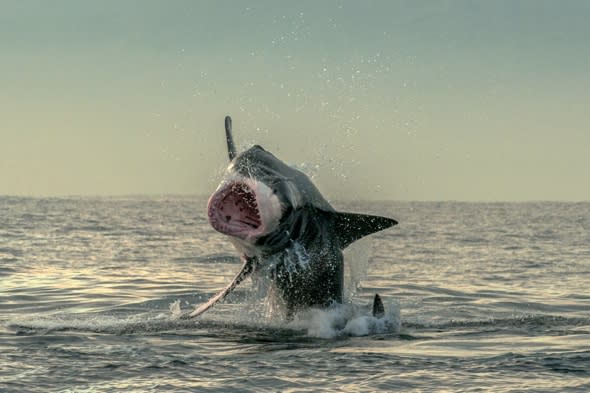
{"left": 207, "top": 182, "right": 263, "bottom": 239}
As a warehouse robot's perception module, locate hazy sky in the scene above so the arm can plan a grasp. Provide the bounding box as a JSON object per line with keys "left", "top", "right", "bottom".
{"left": 2, "top": 1, "right": 589, "bottom": 201}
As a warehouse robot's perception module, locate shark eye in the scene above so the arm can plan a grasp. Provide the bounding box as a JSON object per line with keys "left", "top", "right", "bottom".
{"left": 267, "top": 182, "right": 279, "bottom": 194}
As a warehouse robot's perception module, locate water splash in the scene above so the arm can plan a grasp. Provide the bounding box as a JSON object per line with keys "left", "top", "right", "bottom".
{"left": 288, "top": 301, "right": 401, "bottom": 339}
{"left": 343, "top": 235, "right": 372, "bottom": 300}
{"left": 169, "top": 299, "right": 183, "bottom": 319}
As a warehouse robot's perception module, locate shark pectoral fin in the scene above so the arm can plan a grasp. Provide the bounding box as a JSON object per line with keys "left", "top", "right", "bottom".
{"left": 330, "top": 211, "right": 398, "bottom": 249}
{"left": 187, "top": 256, "right": 255, "bottom": 318}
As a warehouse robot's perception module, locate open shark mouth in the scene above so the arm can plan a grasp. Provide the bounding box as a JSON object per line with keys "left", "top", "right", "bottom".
{"left": 208, "top": 181, "right": 263, "bottom": 239}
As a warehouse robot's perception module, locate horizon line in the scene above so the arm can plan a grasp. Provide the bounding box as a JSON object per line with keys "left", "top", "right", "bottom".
{"left": 1, "top": 193, "right": 588, "bottom": 204}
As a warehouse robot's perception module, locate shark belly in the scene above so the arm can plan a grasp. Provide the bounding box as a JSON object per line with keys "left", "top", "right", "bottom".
{"left": 256, "top": 240, "right": 344, "bottom": 316}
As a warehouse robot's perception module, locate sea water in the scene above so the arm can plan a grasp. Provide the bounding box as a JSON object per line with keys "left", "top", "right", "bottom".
{"left": 1, "top": 196, "right": 589, "bottom": 392}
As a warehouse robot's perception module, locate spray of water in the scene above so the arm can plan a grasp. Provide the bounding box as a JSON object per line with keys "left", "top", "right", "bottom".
{"left": 172, "top": 235, "right": 401, "bottom": 338}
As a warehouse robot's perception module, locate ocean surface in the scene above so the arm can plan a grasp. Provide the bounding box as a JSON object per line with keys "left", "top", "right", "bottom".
{"left": 1, "top": 196, "right": 589, "bottom": 392}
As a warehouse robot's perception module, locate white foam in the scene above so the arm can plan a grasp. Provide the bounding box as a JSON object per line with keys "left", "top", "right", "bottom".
{"left": 10, "top": 312, "right": 166, "bottom": 333}
{"left": 287, "top": 301, "right": 401, "bottom": 339}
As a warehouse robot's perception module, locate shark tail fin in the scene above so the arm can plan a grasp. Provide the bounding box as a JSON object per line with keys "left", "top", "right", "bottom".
{"left": 330, "top": 211, "right": 397, "bottom": 249}
{"left": 372, "top": 294, "right": 385, "bottom": 318}
{"left": 225, "top": 115, "right": 237, "bottom": 161}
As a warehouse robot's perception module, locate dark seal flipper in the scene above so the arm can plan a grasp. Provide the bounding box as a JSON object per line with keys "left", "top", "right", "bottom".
{"left": 188, "top": 256, "right": 256, "bottom": 318}
{"left": 372, "top": 294, "right": 385, "bottom": 318}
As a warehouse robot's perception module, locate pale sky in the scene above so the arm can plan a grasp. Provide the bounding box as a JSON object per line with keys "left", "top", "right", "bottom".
{"left": 1, "top": 1, "right": 589, "bottom": 201}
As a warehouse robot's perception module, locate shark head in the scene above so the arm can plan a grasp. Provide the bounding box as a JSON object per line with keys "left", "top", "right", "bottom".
{"left": 207, "top": 154, "right": 284, "bottom": 242}
{"left": 207, "top": 145, "right": 332, "bottom": 254}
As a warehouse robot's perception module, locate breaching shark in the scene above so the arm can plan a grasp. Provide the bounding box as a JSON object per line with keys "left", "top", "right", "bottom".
{"left": 187, "top": 116, "right": 397, "bottom": 319}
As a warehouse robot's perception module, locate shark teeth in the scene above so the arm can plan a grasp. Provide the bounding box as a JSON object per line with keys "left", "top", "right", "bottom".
{"left": 208, "top": 180, "right": 263, "bottom": 238}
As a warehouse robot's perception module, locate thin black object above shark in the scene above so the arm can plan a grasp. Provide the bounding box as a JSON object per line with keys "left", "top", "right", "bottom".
{"left": 188, "top": 116, "right": 397, "bottom": 318}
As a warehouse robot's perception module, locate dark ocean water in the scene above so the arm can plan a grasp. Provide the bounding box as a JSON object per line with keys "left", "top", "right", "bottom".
{"left": 1, "top": 196, "right": 589, "bottom": 392}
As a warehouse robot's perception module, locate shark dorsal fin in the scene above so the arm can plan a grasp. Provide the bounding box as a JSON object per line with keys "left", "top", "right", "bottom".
{"left": 225, "top": 115, "right": 237, "bottom": 161}
{"left": 330, "top": 211, "right": 397, "bottom": 249}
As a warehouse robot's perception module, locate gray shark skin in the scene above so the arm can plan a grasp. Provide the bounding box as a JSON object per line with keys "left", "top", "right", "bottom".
{"left": 188, "top": 116, "right": 397, "bottom": 319}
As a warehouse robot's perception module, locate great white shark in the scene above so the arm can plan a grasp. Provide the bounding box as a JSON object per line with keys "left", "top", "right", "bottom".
{"left": 187, "top": 116, "right": 397, "bottom": 319}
